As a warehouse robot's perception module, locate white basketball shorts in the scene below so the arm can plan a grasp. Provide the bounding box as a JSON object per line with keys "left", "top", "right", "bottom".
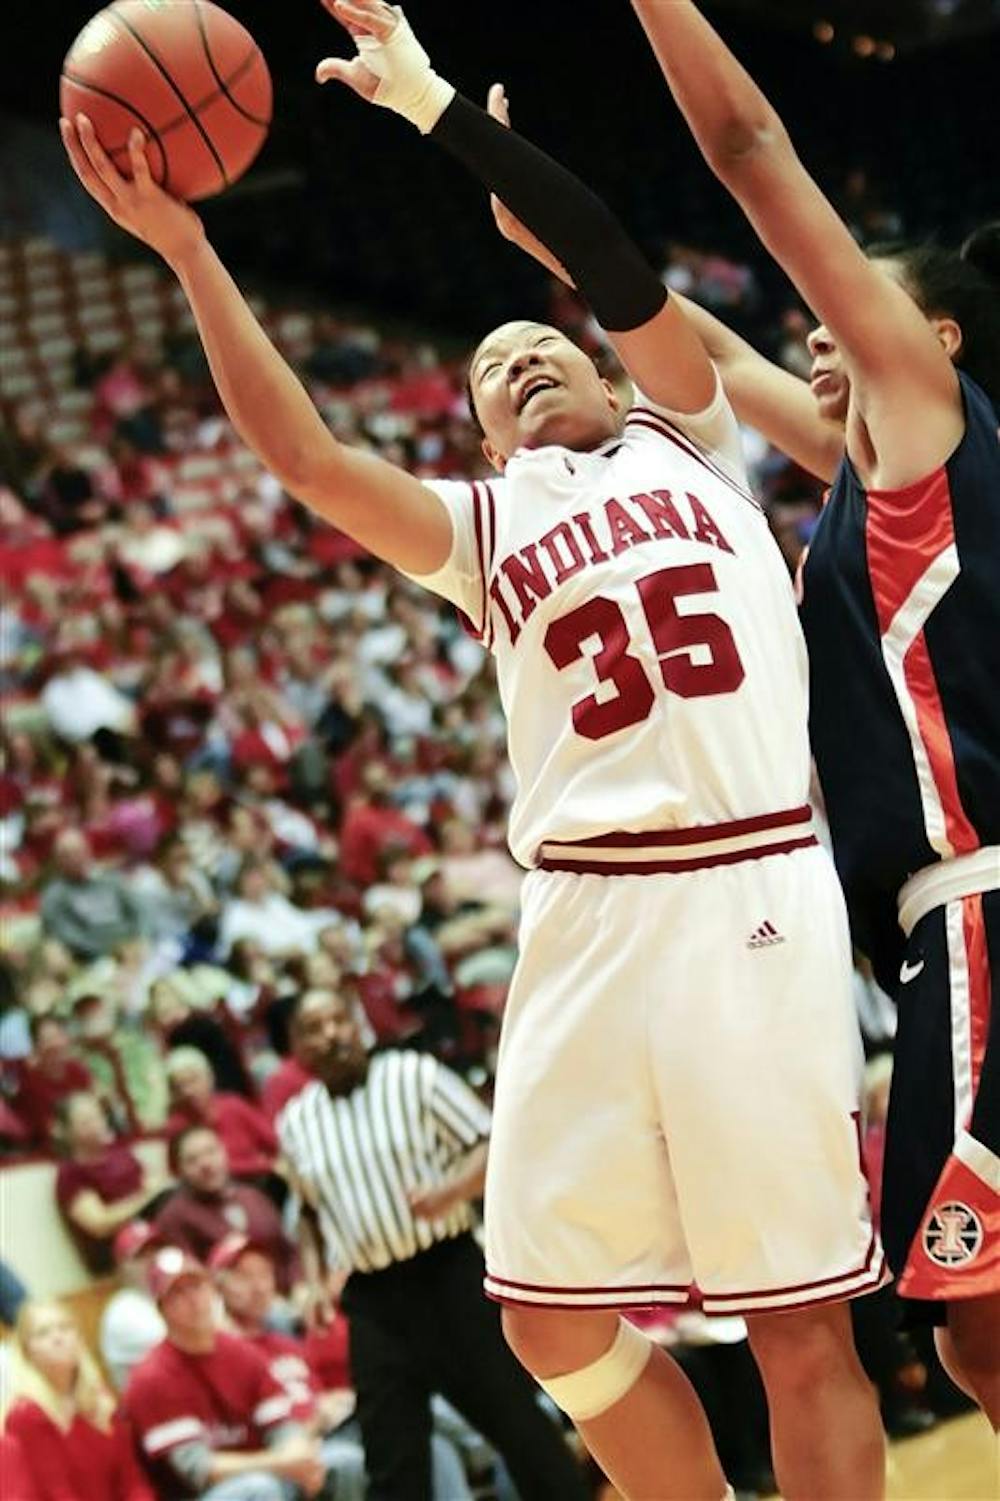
{"left": 483, "top": 808, "right": 885, "bottom": 1315}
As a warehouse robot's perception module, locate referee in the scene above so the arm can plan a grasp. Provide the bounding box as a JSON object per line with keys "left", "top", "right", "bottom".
{"left": 278, "top": 988, "right": 589, "bottom": 1501}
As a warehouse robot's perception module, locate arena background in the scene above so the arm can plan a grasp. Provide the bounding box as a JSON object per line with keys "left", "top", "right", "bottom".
{"left": 1, "top": 1, "right": 998, "bottom": 1497}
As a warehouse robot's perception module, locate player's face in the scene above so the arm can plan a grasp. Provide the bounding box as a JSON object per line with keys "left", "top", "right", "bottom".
{"left": 469, "top": 321, "right": 621, "bottom": 469}
{"left": 806, "top": 322, "right": 850, "bottom": 423}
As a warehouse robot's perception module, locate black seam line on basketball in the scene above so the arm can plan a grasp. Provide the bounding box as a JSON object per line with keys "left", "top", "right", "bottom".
{"left": 194, "top": 4, "right": 270, "bottom": 127}
{"left": 61, "top": 72, "right": 171, "bottom": 194}
{"left": 140, "top": 45, "right": 266, "bottom": 139}
{"left": 98, "top": 46, "right": 267, "bottom": 158}
{"left": 107, "top": 3, "right": 228, "bottom": 188}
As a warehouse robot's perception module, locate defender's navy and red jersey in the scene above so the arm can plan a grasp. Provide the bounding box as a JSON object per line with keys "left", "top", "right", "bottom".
{"left": 801, "top": 372, "right": 1000, "bottom": 989}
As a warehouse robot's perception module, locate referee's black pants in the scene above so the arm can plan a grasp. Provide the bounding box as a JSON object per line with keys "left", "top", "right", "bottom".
{"left": 341, "top": 1233, "right": 589, "bottom": 1501}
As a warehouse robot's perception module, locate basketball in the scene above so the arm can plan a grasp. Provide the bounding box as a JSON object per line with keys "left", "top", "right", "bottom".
{"left": 60, "top": 0, "right": 272, "bottom": 202}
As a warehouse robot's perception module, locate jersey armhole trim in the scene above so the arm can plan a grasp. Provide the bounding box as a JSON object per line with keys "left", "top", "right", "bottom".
{"left": 626, "top": 407, "right": 762, "bottom": 512}
{"left": 459, "top": 480, "right": 497, "bottom": 648}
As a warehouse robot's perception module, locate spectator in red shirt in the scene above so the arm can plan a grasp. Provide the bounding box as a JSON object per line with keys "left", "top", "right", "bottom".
{"left": 164, "top": 1048, "right": 278, "bottom": 1182}
{"left": 5, "top": 1298, "right": 154, "bottom": 1501}
{"left": 259, "top": 994, "right": 328, "bottom": 1125}
{"left": 154, "top": 1125, "right": 296, "bottom": 1288}
{"left": 338, "top": 764, "right": 432, "bottom": 888}
{"left": 123, "top": 1248, "right": 327, "bottom": 1500}
{"left": 13, "top": 1014, "right": 93, "bottom": 1148}
{"left": 209, "top": 1235, "right": 364, "bottom": 1490}
{"left": 207, "top": 1237, "right": 484, "bottom": 1501}
{"left": 0, "top": 1430, "right": 41, "bottom": 1501}
{"left": 54, "top": 1091, "right": 167, "bottom": 1275}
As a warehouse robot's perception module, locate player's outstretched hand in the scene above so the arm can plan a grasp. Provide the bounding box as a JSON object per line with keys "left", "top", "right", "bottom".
{"left": 485, "top": 85, "right": 575, "bottom": 288}
{"left": 60, "top": 116, "right": 204, "bottom": 269}
{"left": 315, "top": 0, "right": 388, "bottom": 100}
{"left": 315, "top": 0, "right": 453, "bottom": 133}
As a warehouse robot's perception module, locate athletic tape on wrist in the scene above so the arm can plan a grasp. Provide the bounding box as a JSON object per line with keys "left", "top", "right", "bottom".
{"left": 537, "top": 1318, "right": 653, "bottom": 1422}
{"left": 356, "top": 7, "right": 455, "bottom": 133}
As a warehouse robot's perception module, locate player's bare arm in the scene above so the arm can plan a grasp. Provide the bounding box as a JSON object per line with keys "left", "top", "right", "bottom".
{"left": 629, "top": 0, "right": 964, "bottom": 488}
{"left": 317, "top": 0, "right": 716, "bottom": 418}
{"left": 484, "top": 84, "right": 844, "bottom": 484}
{"left": 59, "top": 115, "right": 452, "bottom": 577}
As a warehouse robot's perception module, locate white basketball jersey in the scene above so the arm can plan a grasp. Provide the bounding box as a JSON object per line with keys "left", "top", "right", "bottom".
{"left": 409, "top": 379, "right": 811, "bottom": 868}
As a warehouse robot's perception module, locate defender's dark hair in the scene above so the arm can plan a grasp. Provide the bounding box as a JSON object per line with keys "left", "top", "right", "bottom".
{"left": 869, "top": 223, "right": 1000, "bottom": 406}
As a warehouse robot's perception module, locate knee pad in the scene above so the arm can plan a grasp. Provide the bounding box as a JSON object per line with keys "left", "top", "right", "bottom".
{"left": 537, "top": 1317, "right": 653, "bottom": 1422}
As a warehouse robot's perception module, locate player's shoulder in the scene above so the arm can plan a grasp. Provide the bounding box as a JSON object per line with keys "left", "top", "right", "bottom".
{"left": 623, "top": 373, "right": 755, "bottom": 500}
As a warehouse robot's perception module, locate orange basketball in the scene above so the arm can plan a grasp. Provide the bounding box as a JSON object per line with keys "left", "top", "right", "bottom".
{"left": 60, "top": 0, "right": 272, "bottom": 202}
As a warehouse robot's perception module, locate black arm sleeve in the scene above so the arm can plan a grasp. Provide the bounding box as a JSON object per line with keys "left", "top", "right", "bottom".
{"left": 429, "top": 93, "right": 668, "bottom": 333}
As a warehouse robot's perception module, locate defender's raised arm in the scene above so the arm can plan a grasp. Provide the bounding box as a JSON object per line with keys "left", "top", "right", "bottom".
{"left": 627, "top": 0, "right": 963, "bottom": 489}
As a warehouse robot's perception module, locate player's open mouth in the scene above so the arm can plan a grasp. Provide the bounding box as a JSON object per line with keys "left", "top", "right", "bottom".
{"left": 515, "top": 376, "right": 560, "bottom": 413}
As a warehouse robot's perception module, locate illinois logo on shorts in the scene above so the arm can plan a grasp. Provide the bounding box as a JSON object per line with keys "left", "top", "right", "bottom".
{"left": 921, "top": 1201, "right": 984, "bottom": 1268}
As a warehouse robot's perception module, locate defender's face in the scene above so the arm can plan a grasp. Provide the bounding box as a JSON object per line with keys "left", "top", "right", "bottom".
{"left": 807, "top": 322, "right": 850, "bottom": 423}
{"left": 469, "top": 321, "right": 621, "bottom": 468}
{"left": 807, "top": 258, "right": 950, "bottom": 427}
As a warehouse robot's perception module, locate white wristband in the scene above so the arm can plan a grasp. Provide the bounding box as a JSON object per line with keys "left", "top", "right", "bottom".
{"left": 356, "top": 8, "right": 455, "bottom": 134}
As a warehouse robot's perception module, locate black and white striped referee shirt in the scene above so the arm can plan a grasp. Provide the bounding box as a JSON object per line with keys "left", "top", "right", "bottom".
{"left": 278, "top": 1050, "right": 492, "bottom": 1273}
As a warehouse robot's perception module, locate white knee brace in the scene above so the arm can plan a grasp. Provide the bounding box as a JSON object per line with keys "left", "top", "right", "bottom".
{"left": 537, "top": 1317, "right": 653, "bottom": 1422}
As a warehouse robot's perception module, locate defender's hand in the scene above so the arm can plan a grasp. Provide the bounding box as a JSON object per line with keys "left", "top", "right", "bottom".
{"left": 60, "top": 115, "right": 204, "bottom": 270}
{"left": 315, "top": 0, "right": 453, "bottom": 132}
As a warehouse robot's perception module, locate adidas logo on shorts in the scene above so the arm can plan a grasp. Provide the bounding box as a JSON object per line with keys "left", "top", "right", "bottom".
{"left": 746, "top": 920, "right": 785, "bottom": 949}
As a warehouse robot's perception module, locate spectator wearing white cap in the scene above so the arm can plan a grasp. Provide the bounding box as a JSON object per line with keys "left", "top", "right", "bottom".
{"left": 99, "top": 1220, "right": 168, "bottom": 1393}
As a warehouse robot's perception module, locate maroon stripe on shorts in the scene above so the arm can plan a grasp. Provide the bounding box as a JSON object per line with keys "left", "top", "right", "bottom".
{"left": 486, "top": 1272, "right": 691, "bottom": 1295}
{"left": 485, "top": 1289, "right": 690, "bottom": 1310}
{"left": 544, "top": 805, "right": 812, "bottom": 851}
{"left": 539, "top": 835, "right": 818, "bottom": 876}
